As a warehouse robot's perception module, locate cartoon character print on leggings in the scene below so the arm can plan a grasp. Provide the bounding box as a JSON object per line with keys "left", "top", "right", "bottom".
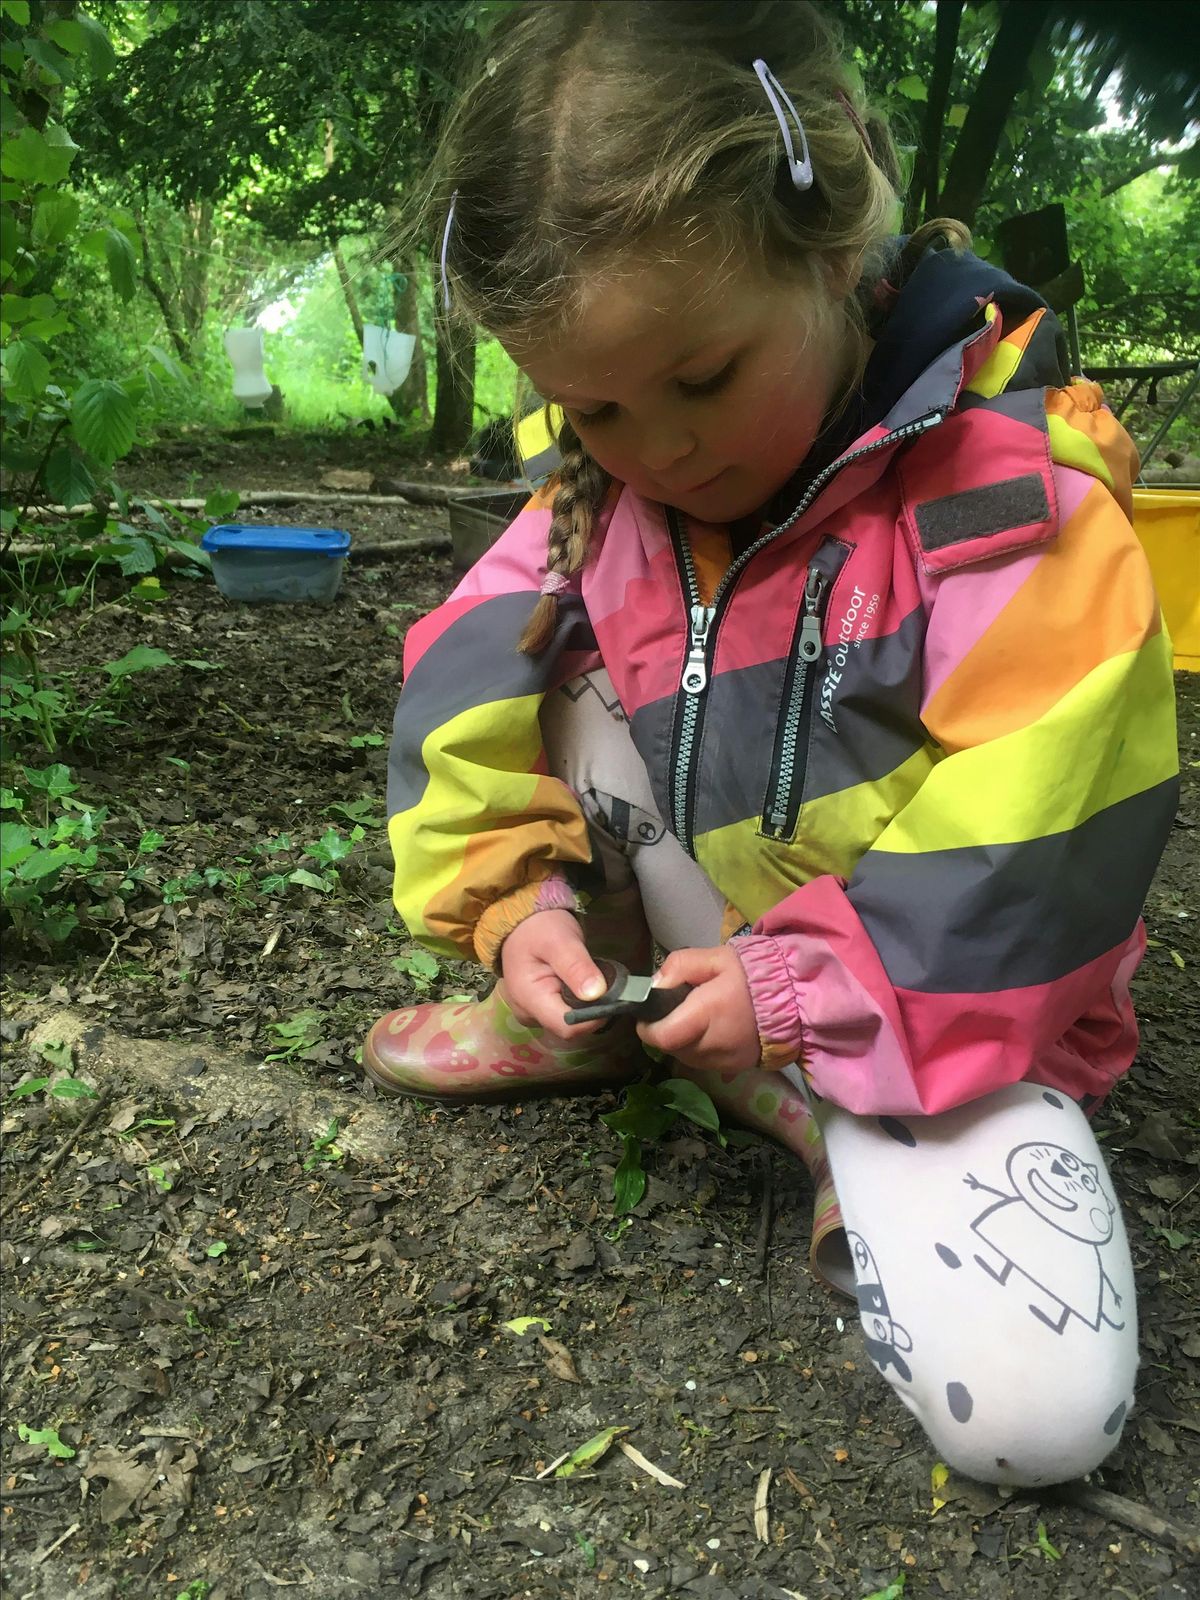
{"left": 964, "top": 1138, "right": 1125, "bottom": 1336}
{"left": 580, "top": 788, "right": 668, "bottom": 851}
{"left": 847, "top": 1231, "right": 914, "bottom": 1382}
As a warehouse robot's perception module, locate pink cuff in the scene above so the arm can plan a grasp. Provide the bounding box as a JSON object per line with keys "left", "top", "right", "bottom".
{"left": 732, "top": 933, "right": 809, "bottom": 1070}
{"left": 474, "top": 872, "right": 583, "bottom": 972}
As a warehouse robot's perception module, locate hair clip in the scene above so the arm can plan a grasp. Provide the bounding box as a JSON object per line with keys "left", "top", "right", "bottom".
{"left": 440, "top": 190, "right": 458, "bottom": 311}
{"left": 753, "top": 59, "right": 813, "bottom": 192}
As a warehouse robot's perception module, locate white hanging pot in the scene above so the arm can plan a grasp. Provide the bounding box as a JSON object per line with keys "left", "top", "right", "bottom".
{"left": 362, "top": 324, "right": 415, "bottom": 395}
{"left": 224, "top": 327, "right": 273, "bottom": 408}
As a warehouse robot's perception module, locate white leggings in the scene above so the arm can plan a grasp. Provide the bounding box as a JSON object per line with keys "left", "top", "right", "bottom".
{"left": 542, "top": 672, "right": 1138, "bottom": 1486}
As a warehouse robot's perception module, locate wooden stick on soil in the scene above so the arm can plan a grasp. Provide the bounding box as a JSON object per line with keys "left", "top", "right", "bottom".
{"left": 29, "top": 484, "right": 472, "bottom": 515}
{"left": 754, "top": 1148, "right": 774, "bottom": 1279}
{"left": 1045, "top": 1483, "right": 1200, "bottom": 1557}
{"left": 0, "top": 1085, "right": 114, "bottom": 1223}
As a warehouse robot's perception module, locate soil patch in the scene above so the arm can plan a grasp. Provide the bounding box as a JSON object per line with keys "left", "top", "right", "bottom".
{"left": 2, "top": 444, "right": 1198, "bottom": 1599}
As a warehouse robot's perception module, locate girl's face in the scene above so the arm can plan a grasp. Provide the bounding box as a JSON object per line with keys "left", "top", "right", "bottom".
{"left": 504, "top": 236, "right": 861, "bottom": 523}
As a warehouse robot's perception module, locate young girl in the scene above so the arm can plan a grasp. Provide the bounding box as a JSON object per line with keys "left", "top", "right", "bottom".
{"left": 366, "top": 0, "right": 1179, "bottom": 1488}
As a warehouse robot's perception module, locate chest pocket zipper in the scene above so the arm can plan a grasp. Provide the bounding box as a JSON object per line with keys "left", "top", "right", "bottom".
{"left": 761, "top": 564, "right": 831, "bottom": 841}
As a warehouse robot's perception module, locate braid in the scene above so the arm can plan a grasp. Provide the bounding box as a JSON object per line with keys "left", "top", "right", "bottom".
{"left": 518, "top": 417, "right": 611, "bottom": 655}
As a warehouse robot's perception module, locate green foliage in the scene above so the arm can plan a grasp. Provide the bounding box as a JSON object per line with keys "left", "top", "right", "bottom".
{"left": 266, "top": 1010, "right": 324, "bottom": 1063}
{"left": 0, "top": 759, "right": 171, "bottom": 945}
{"left": 601, "top": 1079, "right": 723, "bottom": 1216}
{"left": 303, "top": 1117, "right": 345, "bottom": 1171}
{"left": 16, "top": 1422, "right": 76, "bottom": 1459}
{"left": 391, "top": 947, "right": 441, "bottom": 992}
{"left": 1, "top": 623, "right": 216, "bottom": 754}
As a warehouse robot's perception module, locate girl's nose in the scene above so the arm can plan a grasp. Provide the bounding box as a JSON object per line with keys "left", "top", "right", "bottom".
{"left": 638, "top": 420, "right": 697, "bottom": 475}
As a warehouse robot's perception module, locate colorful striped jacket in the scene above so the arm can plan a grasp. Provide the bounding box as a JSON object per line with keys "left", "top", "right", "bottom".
{"left": 387, "top": 280, "right": 1179, "bottom": 1117}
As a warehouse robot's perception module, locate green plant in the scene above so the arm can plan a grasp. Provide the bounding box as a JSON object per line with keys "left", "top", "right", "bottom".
{"left": 391, "top": 947, "right": 441, "bottom": 992}
{"left": 0, "top": 761, "right": 164, "bottom": 943}
{"left": 260, "top": 823, "right": 363, "bottom": 896}
{"left": 16, "top": 1422, "right": 75, "bottom": 1460}
{"left": 8, "top": 1072, "right": 96, "bottom": 1101}
{"left": 601, "top": 1079, "right": 722, "bottom": 1216}
{"left": 265, "top": 1010, "right": 323, "bottom": 1063}
{"left": 2, "top": 633, "right": 219, "bottom": 754}
{"left": 304, "top": 1117, "right": 345, "bottom": 1171}
{"left": 174, "top": 1581, "right": 211, "bottom": 1600}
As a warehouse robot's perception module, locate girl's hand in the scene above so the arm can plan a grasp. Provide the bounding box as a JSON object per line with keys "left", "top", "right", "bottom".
{"left": 636, "top": 945, "right": 760, "bottom": 1072}
{"left": 500, "top": 909, "right": 611, "bottom": 1040}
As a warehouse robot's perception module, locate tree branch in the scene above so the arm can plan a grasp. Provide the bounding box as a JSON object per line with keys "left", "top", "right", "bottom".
{"left": 923, "top": 0, "right": 965, "bottom": 220}
{"left": 938, "top": 0, "right": 1054, "bottom": 228}
{"left": 332, "top": 242, "right": 364, "bottom": 348}
{"left": 1101, "top": 145, "right": 1197, "bottom": 197}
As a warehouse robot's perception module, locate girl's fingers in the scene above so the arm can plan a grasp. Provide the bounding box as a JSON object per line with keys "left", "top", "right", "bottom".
{"left": 653, "top": 946, "right": 728, "bottom": 988}
{"left": 638, "top": 992, "right": 711, "bottom": 1055}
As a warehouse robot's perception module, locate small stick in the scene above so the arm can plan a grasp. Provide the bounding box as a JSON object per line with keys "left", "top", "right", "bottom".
{"left": 1045, "top": 1483, "right": 1200, "bottom": 1557}
{"left": 754, "top": 1149, "right": 774, "bottom": 1280}
{"left": 33, "top": 1520, "right": 80, "bottom": 1565}
{"left": 0, "top": 1482, "right": 72, "bottom": 1501}
{"left": 92, "top": 929, "right": 131, "bottom": 985}
{"left": 0, "top": 1085, "right": 114, "bottom": 1223}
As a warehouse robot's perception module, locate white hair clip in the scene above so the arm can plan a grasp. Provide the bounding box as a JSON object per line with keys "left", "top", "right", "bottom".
{"left": 753, "top": 59, "right": 814, "bottom": 192}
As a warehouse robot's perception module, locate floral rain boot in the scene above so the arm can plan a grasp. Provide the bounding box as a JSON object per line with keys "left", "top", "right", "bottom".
{"left": 672, "top": 1062, "right": 849, "bottom": 1297}
{"left": 362, "top": 980, "right": 649, "bottom": 1102}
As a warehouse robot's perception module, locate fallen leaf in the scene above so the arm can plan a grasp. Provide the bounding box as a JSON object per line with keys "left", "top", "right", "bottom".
{"left": 617, "top": 1439, "right": 685, "bottom": 1489}
{"left": 554, "top": 1425, "right": 631, "bottom": 1478}
{"left": 1138, "top": 1417, "right": 1177, "bottom": 1456}
{"left": 931, "top": 1460, "right": 950, "bottom": 1513}
{"left": 754, "top": 1466, "right": 772, "bottom": 1544}
{"left": 82, "top": 1444, "right": 156, "bottom": 1523}
{"left": 502, "top": 1316, "right": 551, "bottom": 1337}
{"left": 538, "top": 1334, "right": 581, "bottom": 1383}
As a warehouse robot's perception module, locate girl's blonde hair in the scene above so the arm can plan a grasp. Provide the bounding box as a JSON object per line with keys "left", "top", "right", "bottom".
{"left": 423, "top": 0, "right": 966, "bottom": 653}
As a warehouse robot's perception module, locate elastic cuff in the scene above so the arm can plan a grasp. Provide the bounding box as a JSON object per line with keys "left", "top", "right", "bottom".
{"left": 474, "top": 873, "right": 583, "bottom": 972}
{"left": 732, "top": 932, "right": 808, "bottom": 1070}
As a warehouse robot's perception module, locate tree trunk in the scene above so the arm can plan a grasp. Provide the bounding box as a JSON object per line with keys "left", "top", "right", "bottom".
{"left": 134, "top": 209, "right": 190, "bottom": 363}
{"left": 430, "top": 318, "right": 476, "bottom": 454}
{"left": 179, "top": 201, "right": 212, "bottom": 360}
{"left": 331, "top": 243, "right": 365, "bottom": 347}
{"left": 937, "top": 0, "right": 1054, "bottom": 228}
{"left": 909, "top": 0, "right": 964, "bottom": 228}
{"left": 389, "top": 261, "right": 428, "bottom": 422}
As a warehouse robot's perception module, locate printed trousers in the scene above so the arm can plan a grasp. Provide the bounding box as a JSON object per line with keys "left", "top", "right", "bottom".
{"left": 541, "top": 671, "right": 1138, "bottom": 1486}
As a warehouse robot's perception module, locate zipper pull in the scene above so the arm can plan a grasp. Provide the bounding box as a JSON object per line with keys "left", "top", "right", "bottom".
{"left": 797, "top": 569, "right": 828, "bottom": 662}
{"left": 681, "top": 604, "right": 715, "bottom": 694}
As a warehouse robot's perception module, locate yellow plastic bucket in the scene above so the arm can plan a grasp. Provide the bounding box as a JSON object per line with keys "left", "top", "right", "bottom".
{"left": 1132, "top": 488, "right": 1200, "bottom": 672}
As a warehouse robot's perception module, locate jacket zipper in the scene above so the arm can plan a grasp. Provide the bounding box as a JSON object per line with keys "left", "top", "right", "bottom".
{"left": 666, "top": 408, "right": 944, "bottom": 856}
{"left": 762, "top": 563, "right": 830, "bottom": 839}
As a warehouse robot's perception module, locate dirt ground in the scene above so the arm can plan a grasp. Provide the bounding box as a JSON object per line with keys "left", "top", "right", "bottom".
{"left": 2, "top": 433, "right": 1198, "bottom": 1600}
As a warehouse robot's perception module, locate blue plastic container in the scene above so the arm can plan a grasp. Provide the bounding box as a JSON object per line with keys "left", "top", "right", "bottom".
{"left": 201, "top": 524, "right": 351, "bottom": 604}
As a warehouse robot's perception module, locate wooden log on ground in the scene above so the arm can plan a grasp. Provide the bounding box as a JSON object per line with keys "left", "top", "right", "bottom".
{"left": 26, "top": 483, "right": 471, "bottom": 516}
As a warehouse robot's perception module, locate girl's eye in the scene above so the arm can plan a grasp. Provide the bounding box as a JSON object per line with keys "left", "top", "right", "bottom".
{"left": 679, "top": 360, "right": 738, "bottom": 398}
{"left": 571, "top": 403, "right": 618, "bottom": 426}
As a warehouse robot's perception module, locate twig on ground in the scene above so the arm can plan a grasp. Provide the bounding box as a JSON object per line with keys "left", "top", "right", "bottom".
{"left": 32, "top": 1521, "right": 79, "bottom": 1565}
{"left": 0, "top": 1085, "right": 114, "bottom": 1223}
{"left": 1045, "top": 1483, "right": 1200, "bottom": 1558}
{"left": 92, "top": 930, "right": 132, "bottom": 985}
{"left": 28, "top": 484, "right": 471, "bottom": 515}
{"left": 754, "top": 1148, "right": 774, "bottom": 1280}
{"left": 0, "top": 1482, "right": 72, "bottom": 1501}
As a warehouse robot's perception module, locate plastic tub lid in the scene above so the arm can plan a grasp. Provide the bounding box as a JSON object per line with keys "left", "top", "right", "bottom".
{"left": 201, "top": 524, "right": 351, "bottom": 557}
